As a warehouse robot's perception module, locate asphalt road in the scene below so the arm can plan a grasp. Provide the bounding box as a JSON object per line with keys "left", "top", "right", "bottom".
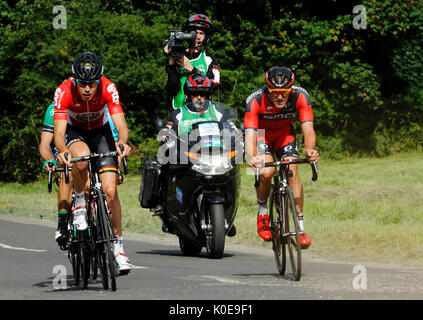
{"left": 1, "top": 215, "right": 423, "bottom": 301}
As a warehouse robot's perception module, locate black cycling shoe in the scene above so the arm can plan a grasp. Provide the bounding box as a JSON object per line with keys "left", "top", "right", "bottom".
{"left": 55, "top": 215, "right": 69, "bottom": 250}
{"left": 55, "top": 231, "right": 69, "bottom": 250}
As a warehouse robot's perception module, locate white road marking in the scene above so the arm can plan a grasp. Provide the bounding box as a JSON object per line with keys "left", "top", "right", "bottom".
{"left": 0, "top": 243, "right": 47, "bottom": 253}
{"left": 131, "top": 265, "right": 149, "bottom": 269}
{"left": 201, "top": 275, "right": 240, "bottom": 284}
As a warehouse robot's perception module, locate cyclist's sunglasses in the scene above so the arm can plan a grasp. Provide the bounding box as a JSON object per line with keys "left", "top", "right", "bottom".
{"left": 76, "top": 79, "right": 99, "bottom": 88}
{"left": 268, "top": 87, "right": 291, "bottom": 97}
{"left": 189, "top": 91, "right": 208, "bottom": 97}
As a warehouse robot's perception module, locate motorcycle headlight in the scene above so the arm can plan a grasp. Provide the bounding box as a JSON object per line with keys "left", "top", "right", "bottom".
{"left": 192, "top": 154, "right": 233, "bottom": 175}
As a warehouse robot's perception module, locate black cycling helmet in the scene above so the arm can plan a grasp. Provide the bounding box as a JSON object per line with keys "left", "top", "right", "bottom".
{"left": 182, "top": 14, "right": 213, "bottom": 45}
{"left": 72, "top": 52, "right": 104, "bottom": 81}
{"left": 265, "top": 66, "right": 295, "bottom": 89}
{"left": 184, "top": 74, "right": 212, "bottom": 98}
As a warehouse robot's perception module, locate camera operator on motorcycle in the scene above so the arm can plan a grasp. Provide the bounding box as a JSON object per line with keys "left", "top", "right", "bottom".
{"left": 244, "top": 66, "right": 319, "bottom": 249}
{"left": 164, "top": 14, "right": 220, "bottom": 115}
{"left": 155, "top": 74, "right": 237, "bottom": 238}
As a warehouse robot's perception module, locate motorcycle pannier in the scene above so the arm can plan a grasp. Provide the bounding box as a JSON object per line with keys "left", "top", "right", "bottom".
{"left": 139, "top": 158, "right": 161, "bottom": 209}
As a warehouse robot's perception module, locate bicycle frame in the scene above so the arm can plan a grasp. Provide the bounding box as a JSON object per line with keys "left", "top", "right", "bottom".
{"left": 87, "top": 160, "right": 116, "bottom": 246}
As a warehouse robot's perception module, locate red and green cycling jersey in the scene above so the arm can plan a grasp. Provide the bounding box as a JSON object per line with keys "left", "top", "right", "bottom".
{"left": 53, "top": 76, "right": 124, "bottom": 130}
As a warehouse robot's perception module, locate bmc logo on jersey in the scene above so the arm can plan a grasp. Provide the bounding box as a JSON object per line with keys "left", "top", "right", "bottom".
{"left": 246, "top": 89, "right": 264, "bottom": 105}
{"left": 261, "top": 112, "right": 295, "bottom": 120}
{"left": 107, "top": 83, "right": 120, "bottom": 105}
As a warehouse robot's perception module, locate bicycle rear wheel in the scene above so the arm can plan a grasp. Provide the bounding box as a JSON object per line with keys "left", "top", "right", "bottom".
{"left": 283, "top": 186, "right": 302, "bottom": 281}
{"left": 69, "top": 240, "right": 80, "bottom": 286}
{"left": 269, "top": 186, "right": 286, "bottom": 275}
{"left": 97, "top": 189, "right": 117, "bottom": 291}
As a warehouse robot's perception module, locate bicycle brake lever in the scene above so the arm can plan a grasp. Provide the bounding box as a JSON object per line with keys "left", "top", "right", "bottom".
{"left": 47, "top": 162, "right": 53, "bottom": 193}
{"left": 310, "top": 161, "right": 318, "bottom": 181}
{"left": 254, "top": 167, "right": 260, "bottom": 188}
{"left": 119, "top": 144, "right": 128, "bottom": 175}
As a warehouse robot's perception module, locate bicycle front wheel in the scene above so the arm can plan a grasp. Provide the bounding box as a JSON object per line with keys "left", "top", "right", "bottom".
{"left": 80, "top": 237, "right": 90, "bottom": 289}
{"left": 283, "top": 186, "right": 302, "bottom": 281}
{"left": 97, "top": 189, "right": 117, "bottom": 291}
{"left": 269, "top": 186, "right": 286, "bottom": 275}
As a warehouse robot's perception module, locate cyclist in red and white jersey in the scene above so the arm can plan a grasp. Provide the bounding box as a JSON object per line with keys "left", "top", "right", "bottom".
{"left": 244, "top": 66, "right": 319, "bottom": 248}
{"left": 54, "top": 52, "right": 132, "bottom": 273}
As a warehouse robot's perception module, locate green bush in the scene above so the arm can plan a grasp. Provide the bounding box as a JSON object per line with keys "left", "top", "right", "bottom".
{"left": 1, "top": 0, "right": 422, "bottom": 182}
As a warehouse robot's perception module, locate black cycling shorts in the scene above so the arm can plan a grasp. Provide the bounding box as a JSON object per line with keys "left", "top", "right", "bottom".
{"left": 257, "top": 124, "right": 300, "bottom": 160}
{"left": 66, "top": 123, "right": 118, "bottom": 175}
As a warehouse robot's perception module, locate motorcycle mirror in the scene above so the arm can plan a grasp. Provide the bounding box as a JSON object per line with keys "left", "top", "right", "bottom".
{"left": 154, "top": 118, "right": 165, "bottom": 131}
{"left": 239, "top": 122, "right": 245, "bottom": 132}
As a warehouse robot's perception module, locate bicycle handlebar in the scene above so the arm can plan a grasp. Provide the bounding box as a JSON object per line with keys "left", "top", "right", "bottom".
{"left": 47, "top": 162, "right": 73, "bottom": 193}
{"left": 63, "top": 144, "right": 128, "bottom": 178}
{"left": 254, "top": 158, "right": 318, "bottom": 188}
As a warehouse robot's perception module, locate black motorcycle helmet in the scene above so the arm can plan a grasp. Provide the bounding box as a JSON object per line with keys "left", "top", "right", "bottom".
{"left": 71, "top": 52, "right": 104, "bottom": 81}
{"left": 265, "top": 66, "right": 295, "bottom": 89}
{"left": 182, "top": 14, "right": 213, "bottom": 46}
{"left": 184, "top": 74, "right": 213, "bottom": 99}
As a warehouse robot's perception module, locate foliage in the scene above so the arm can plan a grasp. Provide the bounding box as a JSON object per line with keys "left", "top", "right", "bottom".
{"left": 0, "top": 0, "right": 422, "bottom": 182}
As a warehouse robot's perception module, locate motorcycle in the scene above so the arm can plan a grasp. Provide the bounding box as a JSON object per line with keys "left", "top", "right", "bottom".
{"left": 154, "top": 101, "right": 243, "bottom": 259}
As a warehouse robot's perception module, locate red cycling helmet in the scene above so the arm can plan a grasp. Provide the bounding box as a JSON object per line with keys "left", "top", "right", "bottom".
{"left": 184, "top": 74, "right": 212, "bottom": 98}
{"left": 183, "top": 14, "right": 213, "bottom": 45}
{"left": 265, "top": 66, "right": 295, "bottom": 89}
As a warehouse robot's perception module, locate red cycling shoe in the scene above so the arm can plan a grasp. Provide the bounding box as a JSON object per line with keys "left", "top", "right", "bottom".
{"left": 299, "top": 232, "right": 311, "bottom": 249}
{"left": 257, "top": 214, "right": 272, "bottom": 241}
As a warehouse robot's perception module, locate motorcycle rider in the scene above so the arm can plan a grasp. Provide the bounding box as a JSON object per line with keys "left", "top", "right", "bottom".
{"left": 158, "top": 74, "right": 236, "bottom": 237}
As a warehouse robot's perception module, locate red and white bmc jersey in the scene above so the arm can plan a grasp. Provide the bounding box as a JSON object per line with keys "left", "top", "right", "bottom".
{"left": 53, "top": 76, "right": 124, "bottom": 130}
{"left": 244, "top": 85, "right": 314, "bottom": 131}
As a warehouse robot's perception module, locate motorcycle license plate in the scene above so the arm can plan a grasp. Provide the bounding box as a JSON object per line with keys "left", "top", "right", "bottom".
{"left": 198, "top": 123, "right": 221, "bottom": 148}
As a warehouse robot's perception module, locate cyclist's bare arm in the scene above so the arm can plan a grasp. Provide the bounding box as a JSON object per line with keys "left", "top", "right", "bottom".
{"left": 54, "top": 119, "right": 71, "bottom": 166}
{"left": 39, "top": 131, "right": 55, "bottom": 171}
{"left": 245, "top": 129, "right": 266, "bottom": 169}
{"left": 110, "top": 113, "right": 131, "bottom": 157}
{"left": 301, "top": 122, "right": 319, "bottom": 163}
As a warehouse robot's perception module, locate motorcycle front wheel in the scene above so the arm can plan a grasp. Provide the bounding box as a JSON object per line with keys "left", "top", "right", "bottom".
{"left": 206, "top": 203, "right": 226, "bottom": 259}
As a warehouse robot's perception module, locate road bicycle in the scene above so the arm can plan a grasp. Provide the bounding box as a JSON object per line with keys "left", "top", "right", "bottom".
{"left": 48, "top": 146, "right": 127, "bottom": 291}
{"left": 47, "top": 164, "right": 90, "bottom": 289}
{"left": 254, "top": 159, "right": 318, "bottom": 281}
{"left": 65, "top": 147, "right": 128, "bottom": 291}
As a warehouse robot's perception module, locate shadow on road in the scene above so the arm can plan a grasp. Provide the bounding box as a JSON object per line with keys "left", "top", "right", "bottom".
{"left": 33, "top": 276, "right": 107, "bottom": 293}
{"left": 233, "top": 272, "right": 300, "bottom": 282}
{"left": 135, "top": 249, "right": 235, "bottom": 259}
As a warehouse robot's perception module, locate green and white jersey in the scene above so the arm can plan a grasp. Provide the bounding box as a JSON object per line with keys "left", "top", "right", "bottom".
{"left": 173, "top": 51, "right": 209, "bottom": 109}
{"left": 42, "top": 102, "right": 56, "bottom": 134}
{"left": 166, "top": 50, "right": 220, "bottom": 113}
{"left": 169, "top": 102, "right": 227, "bottom": 136}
